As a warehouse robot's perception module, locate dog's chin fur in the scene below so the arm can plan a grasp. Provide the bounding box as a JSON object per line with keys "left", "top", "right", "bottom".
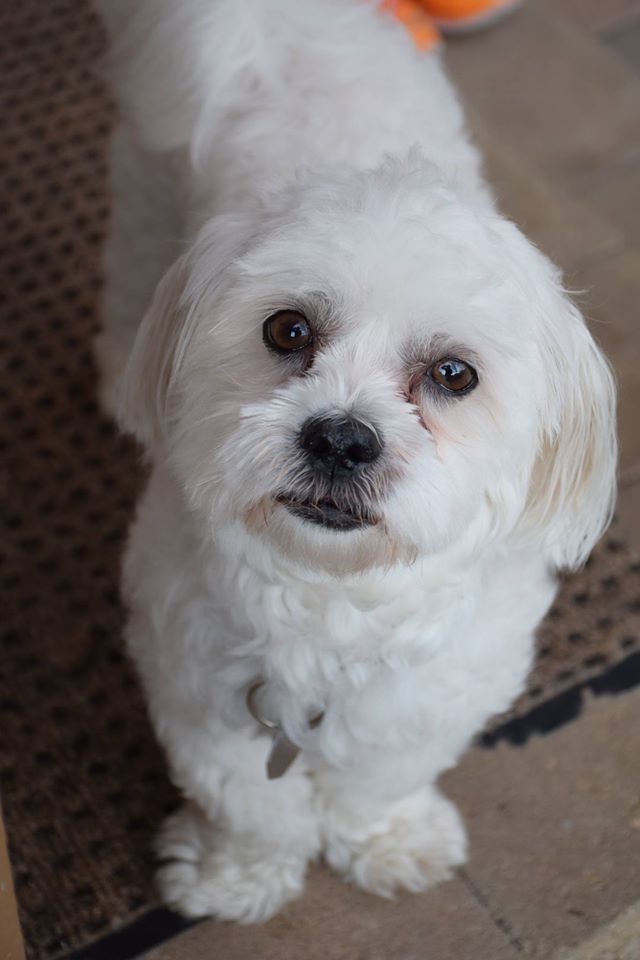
{"left": 96, "top": 0, "right": 617, "bottom": 924}
{"left": 243, "top": 498, "right": 419, "bottom": 577}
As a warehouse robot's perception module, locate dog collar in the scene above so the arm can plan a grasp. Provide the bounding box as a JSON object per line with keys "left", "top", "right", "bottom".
{"left": 246, "top": 679, "right": 324, "bottom": 779}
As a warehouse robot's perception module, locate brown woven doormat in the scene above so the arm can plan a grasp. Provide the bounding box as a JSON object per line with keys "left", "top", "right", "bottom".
{"left": 1, "top": 2, "right": 640, "bottom": 959}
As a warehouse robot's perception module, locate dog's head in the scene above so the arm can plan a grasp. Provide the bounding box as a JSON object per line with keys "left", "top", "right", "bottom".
{"left": 118, "top": 157, "right": 616, "bottom": 574}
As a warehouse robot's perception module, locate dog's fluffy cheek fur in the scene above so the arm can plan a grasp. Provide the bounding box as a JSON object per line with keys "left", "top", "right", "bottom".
{"left": 175, "top": 395, "right": 536, "bottom": 572}
{"left": 172, "top": 394, "right": 485, "bottom": 571}
{"left": 164, "top": 310, "right": 540, "bottom": 568}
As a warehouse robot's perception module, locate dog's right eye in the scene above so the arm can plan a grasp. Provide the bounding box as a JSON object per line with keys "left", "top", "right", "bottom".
{"left": 428, "top": 358, "right": 478, "bottom": 395}
{"left": 263, "top": 311, "right": 313, "bottom": 354}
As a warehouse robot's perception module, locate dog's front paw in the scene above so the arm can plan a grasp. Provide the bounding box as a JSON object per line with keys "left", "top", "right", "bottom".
{"left": 155, "top": 804, "right": 307, "bottom": 923}
{"left": 324, "top": 787, "right": 467, "bottom": 898}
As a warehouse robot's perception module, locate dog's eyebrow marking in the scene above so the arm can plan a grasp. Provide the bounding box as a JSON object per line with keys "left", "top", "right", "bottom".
{"left": 259, "top": 291, "right": 341, "bottom": 336}
{"left": 294, "top": 291, "right": 339, "bottom": 325}
{"left": 403, "top": 334, "right": 481, "bottom": 371}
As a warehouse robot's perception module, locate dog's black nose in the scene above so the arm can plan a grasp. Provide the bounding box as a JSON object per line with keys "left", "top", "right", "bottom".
{"left": 300, "top": 415, "right": 382, "bottom": 473}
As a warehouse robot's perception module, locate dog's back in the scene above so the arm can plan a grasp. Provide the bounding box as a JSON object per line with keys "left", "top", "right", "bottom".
{"left": 94, "top": 0, "right": 488, "bottom": 411}
{"left": 95, "top": 0, "right": 483, "bottom": 190}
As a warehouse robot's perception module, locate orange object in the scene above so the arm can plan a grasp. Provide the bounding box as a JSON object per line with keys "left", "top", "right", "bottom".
{"left": 416, "top": 0, "right": 523, "bottom": 32}
{"left": 379, "top": 0, "right": 442, "bottom": 52}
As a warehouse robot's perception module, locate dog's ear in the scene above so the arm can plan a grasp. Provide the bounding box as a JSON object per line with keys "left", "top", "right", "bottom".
{"left": 116, "top": 213, "right": 254, "bottom": 450}
{"left": 116, "top": 253, "right": 191, "bottom": 449}
{"left": 521, "top": 297, "right": 617, "bottom": 570}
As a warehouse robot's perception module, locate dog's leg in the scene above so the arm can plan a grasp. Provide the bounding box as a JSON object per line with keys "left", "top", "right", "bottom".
{"left": 95, "top": 124, "right": 181, "bottom": 416}
{"left": 316, "top": 763, "right": 467, "bottom": 897}
{"left": 153, "top": 724, "right": 321, "bottom": 923}
{"left": 123, "top": 482, "right": 321, "bottom": 921}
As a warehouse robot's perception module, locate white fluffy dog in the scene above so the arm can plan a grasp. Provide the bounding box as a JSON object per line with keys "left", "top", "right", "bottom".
{"left": 95, "top": 0, "right": 617, "bottom": 923}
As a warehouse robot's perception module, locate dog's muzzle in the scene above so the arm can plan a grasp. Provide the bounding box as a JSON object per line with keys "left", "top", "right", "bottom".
{"left": 276, "top": 415, "right": 383, "bottom": 531}
{"left": 275, "top": 414, "right": 382, "bottom": 531}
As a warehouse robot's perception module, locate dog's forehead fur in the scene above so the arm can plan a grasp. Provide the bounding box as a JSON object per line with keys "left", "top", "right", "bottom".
{"left": 200, "top": 165, "right": 546, "bottom": 371}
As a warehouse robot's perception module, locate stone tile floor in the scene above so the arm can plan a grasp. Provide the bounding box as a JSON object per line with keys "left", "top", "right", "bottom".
{"left": 139, "top": 2, "right": 640, "bottom": 958}
{"left": 147, "top": 692, "right": 640, "bottom": 960}
{"left": 142, "top": 3, "right": 640, "bottom": 958}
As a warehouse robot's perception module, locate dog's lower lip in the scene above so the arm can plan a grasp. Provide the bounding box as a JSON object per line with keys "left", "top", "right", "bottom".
{"left": 276, "top": 495, "right": 376, "bottom": 531}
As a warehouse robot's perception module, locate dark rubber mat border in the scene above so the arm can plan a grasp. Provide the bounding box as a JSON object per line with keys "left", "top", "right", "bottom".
{"left": 67, "top": 909, "right": 198, "bottom": 960}
{"left": 481, "top": 649, "right": 640, "bottom": 747}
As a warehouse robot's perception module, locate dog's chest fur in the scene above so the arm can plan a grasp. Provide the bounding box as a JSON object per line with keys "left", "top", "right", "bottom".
{"left": 126, "top": 468, "right": 554, "bottom": 763}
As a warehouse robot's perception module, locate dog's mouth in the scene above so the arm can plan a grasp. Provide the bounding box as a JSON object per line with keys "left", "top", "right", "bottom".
{"left": 276, "top": 494, "right": 377, "bottom": 531}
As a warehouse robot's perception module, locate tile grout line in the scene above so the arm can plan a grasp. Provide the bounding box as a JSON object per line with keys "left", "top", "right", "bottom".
{"left": 549, "top": 899, "right": 640, "bottom": 960}
{"left": 459, "top": 868, "right": 525, "bottom": 954}
{"left": 599, "top": 11, "right": 640, "bottom": 45}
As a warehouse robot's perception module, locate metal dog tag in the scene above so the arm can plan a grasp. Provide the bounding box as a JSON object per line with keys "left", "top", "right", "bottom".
{"left": 246, "top": 679, "right": 324, "bottom": 780}
{"left": 266, "top": 730, "right": 301, "bottom": 780}
{"left": 266, "top": 710, "right": 324, "bottom": 779}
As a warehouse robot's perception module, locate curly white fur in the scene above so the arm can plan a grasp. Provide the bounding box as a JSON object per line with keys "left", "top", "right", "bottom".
{"left": 95, "top": 0, "right": 617, "bottom": 923}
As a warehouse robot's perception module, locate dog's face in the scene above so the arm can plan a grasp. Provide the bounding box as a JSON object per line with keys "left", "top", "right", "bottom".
{"left": 120, "top": 159, "right": 616, "bottom": 574}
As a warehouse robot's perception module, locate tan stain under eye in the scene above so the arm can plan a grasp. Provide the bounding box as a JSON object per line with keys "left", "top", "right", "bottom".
{"left": 263, "top": 310, "right": 313, "bottom": 354}
{"left": 428, "top": 358, "right": 478, "bottom": 395}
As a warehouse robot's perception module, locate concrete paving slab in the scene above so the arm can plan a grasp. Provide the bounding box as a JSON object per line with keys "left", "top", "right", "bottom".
{"left": 583, "top": 159, "right": 640, "bottom": 252}
{"left": 552, "top": 900, "right": 640, "bottom": 960}
{"left": 444, "top": 689, "right": 640, "bottom": 958}
{"left": 472, "top": 119, "right": 622, "bottom": 271}
{"left": 445, "top": 3, "right": 640, "bottom": 195}
{"left": 545, "top": 0, "right": 640, "bottom": 34}
{"left": 605, "top": 16, "right": 640, "bottom": 73}
{"left": 144, "top": 871, "right": 519, "bottom": 960}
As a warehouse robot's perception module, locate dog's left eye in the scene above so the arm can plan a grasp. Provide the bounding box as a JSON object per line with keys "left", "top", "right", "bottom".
{"left": 429, "top": 358, "right": 478, "bottom": 395}
{"left": 263, "top": 310, "right": 313, "bottom": 354}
